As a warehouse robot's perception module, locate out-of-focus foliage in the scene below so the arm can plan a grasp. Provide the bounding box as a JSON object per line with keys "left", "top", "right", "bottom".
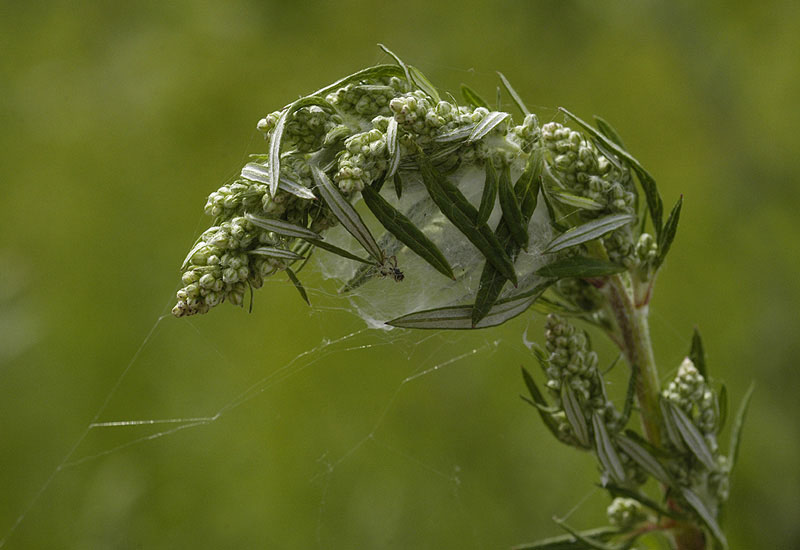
{"left": 1, "top": 1, "right": 798, "bottom": 548}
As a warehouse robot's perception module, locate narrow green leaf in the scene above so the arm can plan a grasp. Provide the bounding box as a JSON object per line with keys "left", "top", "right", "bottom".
{"left": 511, "top": 527, "right": 618, "bottom": 550}
{"left": 361, "top": 185, "right": 455, "bottom": 280}
{"left": 244, "top": 212, "right": 321, "bottom": 241}
{"left": 659, "top": 398, "right": 687, "bottom": 452}
{"left": 655, "top": 195, "right": 682, "bottom": 270}
{"left": 543, "top": 214, "right": 636, "bottom": 254}
{"left": 615, "top": 435, "right": 672, "bottom": 485}
{"left": 559, "top": 107, "right": 663, "bottom": 236}
{"left": 536, "top": 257, "right": 625, "bottom": 279}
{"left": 377, "top": 43, "right": 411, "bottom": 82}
{"left": 498, "top": 163, "right": 529, "bottom": 248}
{"left": 181, "top": 240, "right": 206, "bottom": 270}
{"left": 521, "top": 367, "right": 563, "bottom": 441}
{"left": 497, "top": 71, "right": 531, "bottom": 116}
{"left": 716, "top": 383, "right": 728, "bottom": 434}
{"left": 689, "top": 327, "right": 707, "bottom": 380}
{"left": 385, "top": 117, "right": 401, "bottom": 179}
{"left": 433, "top": 126, "right": 475, "bottom": 143}
{"left": 552, "top": 518, "right": 621, "bottom": 550}
{"left": 593, "top": 116, "right": 626, "bottom": 148}
{"left": 592, "top": 412, "right": 626, "bottom": 483}
{"left": 562, "top": 385, "right": 590, "bottom": 447}
{"left": 248, "top": 246, "right": 305, "bottom": 261}
{"left": 460, "top": 83, "right": 489, "bottom": 109}
{"left": 477, "top": 160, "right": 498, "bottom": 225}
{"left": 240, "top": 163, "right": 316, "bottom": 200}
{"left": 619, "top": 363, "right": 638, "bottom": 426}
{"left": 417, "top": 151, "right": 518, "bottom": 285}
{"left": 387, "top": 282, "right": 550, "bottom": 330}
{"left": 468, "top": 111, "right": 510, "bottom": 143}
{"left": 285, "top": 267, "right": 310, "bottom": 306}
{"left": 681, "top": 488, "right": 728, "bottom": 549}
{"left": 305, "top": 238, "right": 372, "bottom": 265}
{"left": 666, "top": 401, "right": 715, "bottom": 469}
{"left": 393, "top": 172, "right": 403, "bottom": 199}
{"left": 305, "top": 64, "right": 406, "bottom": 101}
{"left": 551, "top": 191, "right": 605, "bottom": 211}
{"left": 311, "top": 165, "right": 383, "bottom": 262}
{"left": 728, "top": 382, "right": 755, "bottom": 469}
{"left": 471, "top": 151, "right": 542, "bottom": 325}
{"left": 269, "top": 96, "right": 336, "bottom": 197}
{"left": 408, "top": 65, "right": 440, "bottom": 103}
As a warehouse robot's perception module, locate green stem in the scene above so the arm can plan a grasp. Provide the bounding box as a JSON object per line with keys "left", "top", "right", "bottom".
{"left": 605, "top": 273, "right": 663, "bottom": 446}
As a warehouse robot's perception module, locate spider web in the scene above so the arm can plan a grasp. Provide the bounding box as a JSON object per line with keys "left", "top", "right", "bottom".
{"left": 1, "top": 161, "right": 605, "bottom": 550}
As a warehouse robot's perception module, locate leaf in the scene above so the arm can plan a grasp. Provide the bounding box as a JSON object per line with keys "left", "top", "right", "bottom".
{"left": 536, "top": 257, "right": 625, "bottom": 279}
{"left": 688, "top": 327, "right": 707, "bottom": 380}
{"left": 614, "top": 434, "right": 672, "bottom": 485}
{"left": 377, "top": 43, "right": 410, "bottom": 82}
{"left": 659, "top": 398, "right": 687, "bottom": 452}
{"left": 511, "top": 527, "right": 619, "bottom": 550}
{"left": 393, "top": 172, "right": 403, "bottom": 199}
{"left": 654, "top": 195, "right": 682, "bottom": 270}
{"left": 477, "top": 159, "right": 498, "bottom": 225}
{"left": 468, "top": 111, "right": 510, "bottom": 143}
{"left": 408, "top": 65, "right": 440, "bottom": 103}
{"left": 386, "top": 282, "right": 550, "bottom": 330}
{"left": 592, "top": 412, "right": 626, "bottom": 484}
{"left": 471, "top": 151, "right": 542, "bottom": 325}
{"left": 498, "top": 163, "right": 529, "bottom": 248}
{"left": 285, "top": 267, "right": 310, "bottom": 306}
{"left": 543, "top": 214, "right": 636, "bottom": 254}
{"left": 310, "top": 165, "right": 383, "bottom": 262}
{"left": 562, "top": 385, "right": 590, "bottom": 448}
{"left": 593, "top": 116, "right": 626, "bottom": 148}
{"left": 521, "top": 367, "right": 562, "bottom": 441}
{"left": 618, "top": 363, "right": 638, "bottom": 426}
{"left": 497, "top": 71, "right": 531, "bottom": 116}
{"left": 716, "top": 383, "right": 728, "bottom": 434}
{"left": 551, "top": 191, "right": 605, "bottom": 211}
{"left": 552, "top": 518, "right": 621, "bottom": 550}
{"left": 460, "top": 83, "right": 489, "bottom": 109}
{"left": 433, "top": 125, "right": 476, "bottom": 143}
{"left": 305, "top": 238, "right": 373, "bottom": 265}
{"left": 305, "top": 64, "right": 406, "bottom": 101}
{"left": 665, "top": 401, "right": 716, "bottom": 469}
{"left": 361, "top": 185, "right": 455, "bottom": 280}
{"left": 247, "top": 246, "right": 305, "bottom": 261}
{"left": 559, "top": 108, "right": 663, "bottom": 236}
{"left": 269, "top": 96, "right": 336, "bottom": 197}
{"left": 681, "top": 488, "right": 728, "bottom": 549}
{"left": 385, "top": 117, "right": 401, "bottom": 179}
{"left": 244, "top": 212, "right": 321, "bottom": 241}
{"left": 240, "top": 163, "right": 316, "bottom": 200}
{"left": 417, "top": 151, "right": 518, "bottom": 285}
{"left": 728, "top": 382, "right": 754, "bottom": 469}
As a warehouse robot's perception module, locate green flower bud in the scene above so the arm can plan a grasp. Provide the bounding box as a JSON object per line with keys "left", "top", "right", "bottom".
{"left": 607, "top": 498, "right": 646, "bottom": 529}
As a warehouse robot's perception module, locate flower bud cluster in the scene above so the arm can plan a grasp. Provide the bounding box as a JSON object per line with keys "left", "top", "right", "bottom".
{"left": 326, "top": 78, "right": 408, "bottom": 118}
{"left": 543, "top": 314, "right": 620, "bottom": 424}
{"left": 335, "top": 127, "right": 389, "bottom": 193}
{"left": 606, "top": 497, "right": 646, "bottom": 529}
{"left": 663, "top": 358, "right": 717, "bottom": 434}
{"left": 173, "top": 216, "right": 290, "bottom": 317}
{"left": 553, "top": 277, "right": 607, "bottom": 313}
{"left": 176, "top": 66, "right": 545, "bottom": 318}
{"left": 541, "top": 122, "right": 634, "bottom": 213}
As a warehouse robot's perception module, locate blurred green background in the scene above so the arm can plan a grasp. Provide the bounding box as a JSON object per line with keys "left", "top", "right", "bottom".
{"left": 2, "top": 1, "right": 799, "bottom": 548}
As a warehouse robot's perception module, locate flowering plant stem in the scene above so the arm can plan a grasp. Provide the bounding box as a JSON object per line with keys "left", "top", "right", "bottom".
{"left": 171, "top": 47, "right": 752, "bottom": 549}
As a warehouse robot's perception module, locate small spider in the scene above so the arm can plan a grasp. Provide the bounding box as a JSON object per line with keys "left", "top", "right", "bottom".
{"left": 376, "top": 255, "right": 404, "bottom": 282}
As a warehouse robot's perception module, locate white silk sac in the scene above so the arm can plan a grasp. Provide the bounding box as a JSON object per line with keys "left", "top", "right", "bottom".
{"left": 315, "top": 162, "right": 556, "bottom": 330}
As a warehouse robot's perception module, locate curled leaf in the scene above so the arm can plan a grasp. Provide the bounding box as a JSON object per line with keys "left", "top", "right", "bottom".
{"left": 311, "top": 165, "right": 382, "bottom": 262}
